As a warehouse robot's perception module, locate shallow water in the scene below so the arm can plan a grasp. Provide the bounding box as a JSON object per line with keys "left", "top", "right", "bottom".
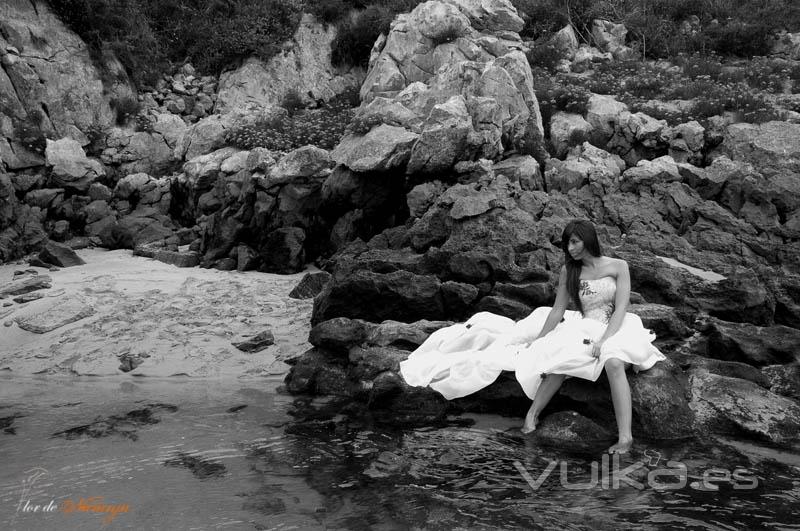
{"left": 1, "top": 376, "right": 799, "bottom": 530}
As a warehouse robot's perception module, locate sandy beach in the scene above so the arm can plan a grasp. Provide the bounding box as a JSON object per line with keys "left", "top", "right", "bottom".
{"left": 0, "top": 249, "right": 314, "bottom": 378}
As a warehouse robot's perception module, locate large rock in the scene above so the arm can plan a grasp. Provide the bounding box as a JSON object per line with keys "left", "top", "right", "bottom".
{"left": 44, "top": 138, "right": 104, "bottom": 193}
{"left": 591, "top": 19, "right": 635, "bottom": 60}
{"left": 715, "top": 121, "right": 800, "bottom": 177}
{"left": 688, "top": 369, "right": 800, "bottom": 446}
{"left": 215, "top": 14, "right": 364, "bottom": 112}
{"left": 550, "top": 25, "right": 579, "bottom": 60}
{"left": 0, "top": 0, "right": 114, "bottom": 149}
{"left": 586, "top": 94, "right": 628, "bottom": 144}
{"left": 545, "top": 142, "right": 624, "bottom": 193}
{"left": 701, "top": 317, "right": 800, "bottom": 367}
{"left": 550, "top": 112, "right": 593, "bottom": 158}
{"left": 350, "top": 0, "right": 544, "bottom": 168}
{"left": 101, "top": 128, "right": 175, "bottom": 176}
{"left": 312, "top": 269, "right": 444, "bottom": 324}
{"left": 331, "top": 125, "right": 419, "bottom": 172}
{"left": 38, "top": 240, "right": 85, "bottom": 267}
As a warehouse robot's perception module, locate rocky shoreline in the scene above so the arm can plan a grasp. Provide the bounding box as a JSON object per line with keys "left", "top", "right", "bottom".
{"left": 1, "top": 0, "right": 799, "bottom": 450}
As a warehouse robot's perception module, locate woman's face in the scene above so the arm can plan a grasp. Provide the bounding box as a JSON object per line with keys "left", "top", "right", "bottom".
{"left": 567, "top": 234, "right": 585, "bottom": 260}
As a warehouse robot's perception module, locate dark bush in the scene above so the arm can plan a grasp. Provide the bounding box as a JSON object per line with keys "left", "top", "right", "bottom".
{"left": 110, "top": 96, "right": 140, "bottom": 125}
{"left": 282, "top": 89, "right": 306, "bottom": 116}
{"left": 48, "top": 0, "right": 303, "bottom": 85}
{"left": 525, "top": 41, "right": 564, "bottom": 73}
{"left": 703, "top": 21, "right": 774, "bottom": 58}
{"left": 331, "top": 5, "right": 394, "bottom": 68}
{"left": 306, "top": 0, "right": 352, "bottom": 24}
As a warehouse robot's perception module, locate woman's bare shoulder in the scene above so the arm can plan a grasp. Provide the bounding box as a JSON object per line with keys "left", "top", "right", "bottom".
{"left": 604, "top": 256, "right": 629, "bottom": 273}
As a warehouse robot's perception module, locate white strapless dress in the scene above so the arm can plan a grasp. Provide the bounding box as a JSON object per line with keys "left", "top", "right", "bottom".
{"left": 399, "top": 276, "right": 665, "bottom": 400}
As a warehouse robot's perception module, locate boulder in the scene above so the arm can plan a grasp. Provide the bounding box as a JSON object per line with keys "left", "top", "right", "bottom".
{"left": 289, "top": 271, "right": 332, "bottom": 299}
{"left": 331, "top": 125, "right": 419, "bottom": 173}
{"left": 406, "top": 95, "right": 474, "bottom": 174}
{"left": 571, "top": 44, "right": 613, "bottom": 72}
{"left": 550, "top": 112, "right": 593, "bottom": 158}
{"left": 551, "top": 25, "right": 580, "bottom": 60}
{"left": 714, "top": 121, "right": 800, "bottom": 178}
{"left": 354, "top": 0, "right": 544, "bottom": 164}
{"left": 591, "top": 19, "right": 635, "bottom": 60}
{"left": 586, "top": 94, "right": 628, "bottom": 143}
{"left": 619, "top": 156, "right": 681, "bottom": 193}
{"left": 152, "top": 113, "right": 189, "bottom": 149}
{"left": 545, "top": 142, "right": 624, "bottom": 193}
{"left": 259, "top": 227, "right": 306, "bottom": 274}
{"left": 688, "top": 369, "right": 800, "bottom": 446}
{"left": 154, "top": 250, "right": 200, "bottom": 268}
{"left": 215, "top": 14, "right": 363, "bottom": 112}
{"left": 45, "top": 138, "right": 104, "bottom": 192}
{"left": 530, "top": 410, "right": 614, "bottom": 451}
{"left": 312, "top": 269, "right": 444, "bottom": 324}
{"left": 38, "top": 240, "right": 85, "bottom": 267}
{"left": 101, "top": 128, "right": 175, "bottom": 176}
{"left": 232, "top": 329, "right": 275, "bottom": 353}
{"left": 269, "top": 146, "right": 332, "bottom": 184}
{"left": 492, "top": 155, "right": 543, "bottom": 191}
{"left": 702, "top": 317, "right": 800, "bottom": 367}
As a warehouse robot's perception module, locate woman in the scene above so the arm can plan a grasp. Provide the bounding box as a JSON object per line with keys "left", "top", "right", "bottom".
{"left": 399, "top": 219, "right": 665, "bottom": 454}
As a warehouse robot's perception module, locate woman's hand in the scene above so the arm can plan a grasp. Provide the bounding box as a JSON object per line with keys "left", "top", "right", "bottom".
{"left": 591, "top": 339, "right": 605, "bottom": 358}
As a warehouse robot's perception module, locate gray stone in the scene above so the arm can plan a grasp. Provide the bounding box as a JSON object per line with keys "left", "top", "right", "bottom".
{"left": 232, "top": 329, "right": 275, "bottom": 353}
{"left": 16, "top": 298, "right": 94, "bottom": 333}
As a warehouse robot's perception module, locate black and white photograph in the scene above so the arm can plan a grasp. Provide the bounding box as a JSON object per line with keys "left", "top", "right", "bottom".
{"left": 1, "top": 0, "right": 799, "bottom": 528}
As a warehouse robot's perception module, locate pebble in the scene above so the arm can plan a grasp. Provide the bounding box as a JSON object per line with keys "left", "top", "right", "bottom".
{"left": 4, "top": 320, "right": 13, "bottom": 327}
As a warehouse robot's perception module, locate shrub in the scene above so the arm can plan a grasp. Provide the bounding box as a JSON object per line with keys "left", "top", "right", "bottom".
{"left": 48, "top": 0, "right": 303, "bottom": 84}
{"left": 525, "top": 41, "right": 564, "bottom": 73}
{"left": 679, "top": 53, "right": 724, "bottom": 80}
{"left": 226, "top": 104, "right": 356, "bottom": 151}
{"left": 282, "top": 89, "right": 306, "bottom": 116}
{"left": 306, "top": 0, "right": 352, "bottom": 24}
{"left": 48, "top": 0, "right": 169, "bottom": 87}
{"left": 110, "top": 96, "right": 140, "bottom": 125}
{"left": 511, "top": 0, "right": 569, "bottom": 39}
{"left": 535, "top": 77, "right": 591, "bottom": 132}
{"left": 703, "top": 21, "right": 774, "bottom": 57}
{"left": 331, "top": 5, "right": 395, "bottom": 68}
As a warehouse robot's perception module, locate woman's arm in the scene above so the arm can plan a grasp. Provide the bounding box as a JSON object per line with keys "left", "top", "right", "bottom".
{"left": 508, "top": 266, "right": 569, "bottom": 346}
{"left": 535, "top": 266, "right": 569, "bottom": 339}
{"left": 592, "top": 259, "right": 631, "bottom": 357}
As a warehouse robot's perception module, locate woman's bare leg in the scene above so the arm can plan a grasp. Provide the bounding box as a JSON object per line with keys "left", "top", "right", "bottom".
{"left": 605, "top": 358, "right": 633, "bottom": 454}
{"left": 522, "top": 374, "right": 566, "bottom": 433}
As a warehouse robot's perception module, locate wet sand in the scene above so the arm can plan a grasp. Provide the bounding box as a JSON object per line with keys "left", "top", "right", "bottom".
{"left": 0, "top": 249, "right": 314, "bottom": 378}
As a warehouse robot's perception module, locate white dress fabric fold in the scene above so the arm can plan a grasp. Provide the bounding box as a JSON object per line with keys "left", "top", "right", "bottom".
{"left": 399, "top": 276, "right": 665, "bottom": 400}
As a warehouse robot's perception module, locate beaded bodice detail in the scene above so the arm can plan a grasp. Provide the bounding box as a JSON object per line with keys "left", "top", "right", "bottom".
{"left": 579, "top": 276, "right": 616, "bottom": 324}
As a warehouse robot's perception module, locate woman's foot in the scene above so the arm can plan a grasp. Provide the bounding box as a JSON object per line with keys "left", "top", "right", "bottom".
{"left": 607, "top": 437, "right": 633, "bottom": 454}
{"left": 521, "top": 407, "right": 538, "bottom": 434}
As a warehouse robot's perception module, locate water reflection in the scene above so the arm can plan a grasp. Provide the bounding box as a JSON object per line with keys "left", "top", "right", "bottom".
{"left": 1, "top": 376, "right": 799, "bottom": 530}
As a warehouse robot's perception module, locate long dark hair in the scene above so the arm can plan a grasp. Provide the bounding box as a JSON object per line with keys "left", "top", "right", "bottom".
{"left": 561, "top": 219, "right": 603, "bottom": 315}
